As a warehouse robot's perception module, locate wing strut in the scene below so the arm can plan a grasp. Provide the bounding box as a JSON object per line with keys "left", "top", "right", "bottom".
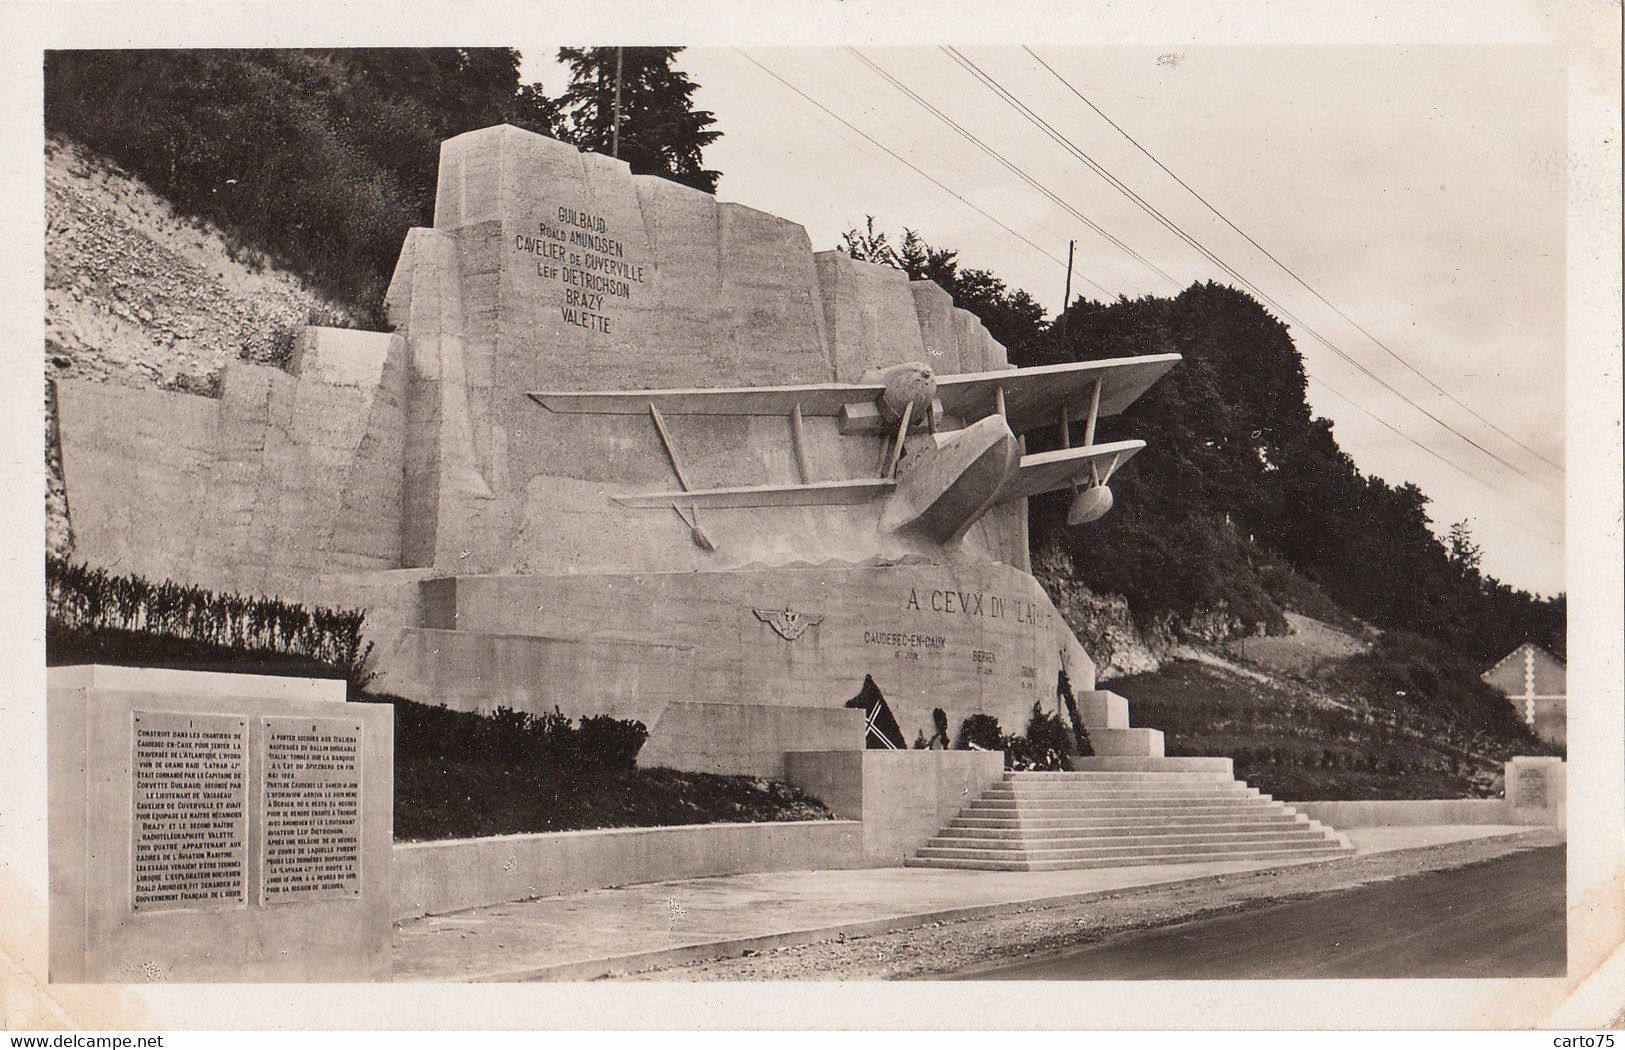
{"left": 648, "top": 404, "right": 718, "bottom": 551}
{"left": 883, "top": 400, "right": 913, "bottom": 479}
{"left": 648, "top": 403, "right": 693, "bottom": 492}
{"left": 791, "top": 402, "right": 812, "bottom": 484}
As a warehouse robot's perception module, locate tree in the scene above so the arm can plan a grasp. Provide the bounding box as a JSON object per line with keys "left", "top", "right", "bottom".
{"left": 1446, "top": 519, "right": 1484, "bottom": 587}
{"left": 840, "top": 215, "right": 901, "bottom": 267}
{"left": 556, "top": 47, "right": 722, "bottom": 193}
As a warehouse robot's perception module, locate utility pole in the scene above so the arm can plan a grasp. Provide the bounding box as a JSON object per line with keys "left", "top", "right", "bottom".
{"left": 611, "top": 46, "right": 624, "bottom": 159}
{"left": 1056, "top": 239, "right": 1076, "bottom": 360}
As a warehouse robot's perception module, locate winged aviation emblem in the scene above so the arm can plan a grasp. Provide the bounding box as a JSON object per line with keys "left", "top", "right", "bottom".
{"left": 754, "top": 607, "right": 825, "bottom": 641}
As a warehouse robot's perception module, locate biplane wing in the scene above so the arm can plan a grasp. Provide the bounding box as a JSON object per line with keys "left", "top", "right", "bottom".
{"left": 611, "top": 478, "right": 894, "bottom": 509}
{"left": 526, "top": 353, "right": 1180, "bottom": 435}
{"left": 528, "top": 382, "right": 882, "bottom": 417}
{"left": 994, "top": 439, "right": 1146, "bottom": 503}
{"left": 935, "top": 354, "right": 1180, "bottom": 435}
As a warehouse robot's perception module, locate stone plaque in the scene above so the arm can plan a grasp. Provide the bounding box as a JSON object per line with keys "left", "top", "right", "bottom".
{"left": 129, "top": 710, "right": 249, "bottom": 912}
{"left": 1515, "top": 767, "right": 1548, "bottom": 808}
{"left": 261, "top": 717, "right": 364, "bottom": 904}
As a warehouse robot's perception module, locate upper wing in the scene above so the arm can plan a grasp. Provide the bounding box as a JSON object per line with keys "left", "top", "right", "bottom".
{"left": 528, "top": 382, "right": 882, "bottom": 417}
{"left": 611, "top": 478, "right": 895, "bottom": 508}
{"left": 936, "top": 354, "right": 1180, "bottom": 435}
{"left": 995, "top": 439, "right": 1145, "bottom": 503}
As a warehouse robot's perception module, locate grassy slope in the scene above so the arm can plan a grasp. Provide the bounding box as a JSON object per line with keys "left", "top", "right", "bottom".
{"left": 1109, "top": 654, "right": 1517, "bottom": 801}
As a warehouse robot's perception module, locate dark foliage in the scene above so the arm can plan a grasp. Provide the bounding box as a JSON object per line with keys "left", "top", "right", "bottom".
{"left": 955, "top": 713, "right": 1005, "bottom": 752}
{"left": 555, "top": 47, "right": 722, "bottom": 194}
{"left": 376, "top": 697, "right": 829, "bottom": 839}
{"left": 46, "top": 555, "right": 371, "bottom": 693}
{"left": 1058, "top": 669, "right": 1094, "bottom": 757}
{"left": 1032, "top": 282, "right": 1565, "bottom": 666}
{"left": 47, "top": 623, "right": 343, "bottom": 682}
{"left": 1012, "top": 703, "right": 1075, "bottom": 772}
{"left": 390, "top": 755, "right": 831, "bottom": 841}
{"left": 375, "top": 695, "right": 648, "bottom": 768}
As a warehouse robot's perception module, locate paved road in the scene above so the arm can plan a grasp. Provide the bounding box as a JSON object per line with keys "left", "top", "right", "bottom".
{"left": 956, "top": 844, "right": 1565, "bottom": 980}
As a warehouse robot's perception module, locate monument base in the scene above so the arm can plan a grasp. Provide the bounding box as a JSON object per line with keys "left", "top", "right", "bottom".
{"left": 368, "top": 562, "right": 1097, "bottom": 752}
{"left": 48, "top": 666, "right": 393, "bottom": 982}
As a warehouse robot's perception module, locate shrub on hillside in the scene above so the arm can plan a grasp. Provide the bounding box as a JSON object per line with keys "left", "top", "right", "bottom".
{"left": 381, "top": 695, "right": 649, "bottom": 768}
{"left": 44, "top": 50, "right": 524, "bottom": 319}
{"left": 46, "top": 555, "right": 372, "bottom": 693}
{"left": 1329, "top": 629, "right": 1546, "bottom": 744}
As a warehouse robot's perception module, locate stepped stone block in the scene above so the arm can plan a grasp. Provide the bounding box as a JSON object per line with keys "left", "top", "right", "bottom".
{"left": 1076, "top": 756, "right": 1235, "bottom": 774}
{"left": 1077, "top": 690, "right": 1131, "bottom": 729}
{"left": 1087, "top": 727, "right": 1165, "bottom": 757}
{"left": 908, "top": 769, "right": 1354, "bottom": 872}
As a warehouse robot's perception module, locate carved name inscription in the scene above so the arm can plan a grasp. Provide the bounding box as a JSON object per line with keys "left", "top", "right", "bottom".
{"left": 261, "top": 718, "right": 363, "bottom": 903}
{"left": 513, "top": 207, "right": 647, "bottom": 334}
{"left": 1515, "top": 768, "right": 1548, "bottom": 809}
{"left": 130, "top": 711, "right": 248, "bottom": 912}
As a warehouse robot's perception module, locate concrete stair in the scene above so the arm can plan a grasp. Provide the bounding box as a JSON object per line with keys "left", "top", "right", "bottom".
{"left": 906, "top": 767, "right": 1354, "bottom": 872}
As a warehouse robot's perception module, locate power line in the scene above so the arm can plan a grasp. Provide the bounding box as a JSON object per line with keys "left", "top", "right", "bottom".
{"left": 785, "top": 51, "right": 1100, "bottom": 286}
{"left": 730, "top": 50, "right": 1105, "bottom": 296}
{"left": 939, "top": 46, "right": 1563, "bottom": 504}
{"left": 844, "top": 48, "right": 1182, "bottom": 291}
{"left": 1023, "top": 44, "right": 1566, "bottom": 477}
{"left": 738, "top": 47, "right": 1563, "bottom": 534}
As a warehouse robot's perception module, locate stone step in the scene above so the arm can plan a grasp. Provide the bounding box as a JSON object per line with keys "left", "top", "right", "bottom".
{"left": 942, "top": 818, "right": 1315, "bottom": 839}
{"left": 923, "top": 829, "right": 1336, "bottom": 852}
{"left": 1071, "top": 757, "right": 1236, "bottom": 774}
{"left": 963, "top": 795, "right": 1271, "bottom": 811}
{"left": 984, "top": 782, "right": 1255, "bottom": 798}
{"left": 905, "top": 842, "right": 1351, "bottom": 872}
{"left": 1002, "top": 770, "right": 1235, "bottom": 784}
{"left": 911, "top": 753, "right": 1351, "bottom": 873}
{"left": 948, "top": 811, "right": 1310, "bottom": 830}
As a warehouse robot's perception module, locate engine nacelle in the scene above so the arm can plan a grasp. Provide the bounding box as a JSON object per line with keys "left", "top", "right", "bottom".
{"left": 863, "top": 362, "right": 937, "bottom": 428}
{"left": 1067, "top": 484, "right": 1114, "bottom": 526}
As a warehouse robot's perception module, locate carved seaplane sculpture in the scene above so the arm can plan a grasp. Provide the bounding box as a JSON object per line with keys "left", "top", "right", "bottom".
{"left": 529, "top": 352, "right": 1179, "bottom": 545}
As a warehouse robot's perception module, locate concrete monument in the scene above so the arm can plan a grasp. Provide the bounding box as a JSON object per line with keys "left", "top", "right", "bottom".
{"left": 55, "top": 124, "right": 1179, "bottom": 764}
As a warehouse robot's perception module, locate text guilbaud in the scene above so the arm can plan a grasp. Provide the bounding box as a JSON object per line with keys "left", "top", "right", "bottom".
{"left": 905, "top": 588, "right": 1050, "bottom": 625}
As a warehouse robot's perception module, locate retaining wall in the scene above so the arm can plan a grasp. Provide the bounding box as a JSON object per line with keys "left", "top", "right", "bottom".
{"left": 786, "top": 749, "right": 1006, "bottom": 866}
{"left": 392, "top": 819, "right": 861, "bottom": 921}
{"left": 1290, "top": 798, "right": 1509, "bottom": 827}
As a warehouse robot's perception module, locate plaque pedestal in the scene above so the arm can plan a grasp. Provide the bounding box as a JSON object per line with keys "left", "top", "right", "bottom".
{"left": 48, "top": 665, "right": 393, "bottom": 982}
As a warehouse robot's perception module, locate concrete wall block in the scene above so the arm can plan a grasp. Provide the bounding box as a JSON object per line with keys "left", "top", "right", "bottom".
{"left": 1088, "top": 727, "right": 1165, "bottom": 757}
{"left": 391, "top": 820, "right": 863, "bottom": 920}
{"left": 857, "top": 750, "right": 1004, "bottom": 866}
{"left": 1289, "top": 798, "right": 1510, "bottom": 827}
{"left": 909, "top": 280, "right": 961, "bottom": 375}
{"left": 47, "top": 668, "right": 392, "bottom": 982}
{"left": 1505, "top": 756, "right": 1566, "bottom": 829}
{"left": 813, "top": 251, "right": 928, "bottom": 382}
{"left": 639, "top": 702, "right": 866, "bottom": 778}
{"left": 1077, "top": 690, "right": 1131, "bottom": 729}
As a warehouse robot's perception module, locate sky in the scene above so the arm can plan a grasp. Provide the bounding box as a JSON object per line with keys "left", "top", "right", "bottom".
{"left": 523, "top": 44, "right": 1569, "bottom": 596}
